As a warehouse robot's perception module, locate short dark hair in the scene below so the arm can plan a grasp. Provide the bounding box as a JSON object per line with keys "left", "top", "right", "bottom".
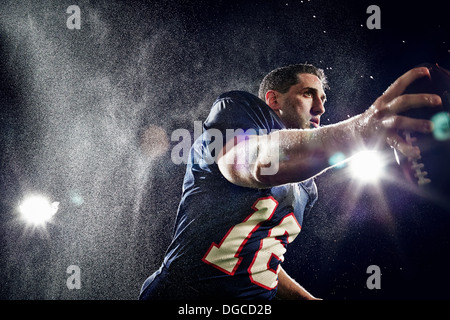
{"left": 258, "top": 63, "right": 328, "bottom": 100}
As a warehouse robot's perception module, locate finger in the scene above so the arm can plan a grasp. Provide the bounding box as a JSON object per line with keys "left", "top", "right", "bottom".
{"left": 382, "top": 115, "right": 434, "bottom": 133}
{"left": 386, "top": 132, "right": 421, "bottom": 159}
{"left": 385, "top": 93, "right": 442, "bottom": 115}
{"left": 381, "top": 67, "right": 431, "bottom": 103}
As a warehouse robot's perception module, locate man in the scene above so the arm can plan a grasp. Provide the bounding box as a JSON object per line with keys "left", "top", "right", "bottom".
{"left": 139, "top": 64, "right": 440, "bottom": 300}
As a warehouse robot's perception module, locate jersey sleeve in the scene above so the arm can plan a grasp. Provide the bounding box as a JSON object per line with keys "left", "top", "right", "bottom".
{"left": 203, "top": 91, "right": 285, "bottom": 141}
{"left": 199, "top": 91, "right": 284, "bottom": 167}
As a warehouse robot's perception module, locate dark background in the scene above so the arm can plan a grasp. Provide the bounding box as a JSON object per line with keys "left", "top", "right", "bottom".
{"left": 0, "top": 0, "right": 449, "bottom": 300}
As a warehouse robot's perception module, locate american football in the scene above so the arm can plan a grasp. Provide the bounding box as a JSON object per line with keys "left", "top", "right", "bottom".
{"left": 395, "top": 63, "right": 450, "bottom": 201}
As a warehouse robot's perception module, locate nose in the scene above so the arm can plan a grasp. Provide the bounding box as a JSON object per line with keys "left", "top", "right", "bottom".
{"left": 311, "top": 98, "right": 325, "bottom": 117}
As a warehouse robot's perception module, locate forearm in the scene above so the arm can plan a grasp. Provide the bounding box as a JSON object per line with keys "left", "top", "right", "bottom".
{"left": 254, "top": 114, "right": 364, "bottom": 186}
{"left": 218, "top": 114, "right": 364, "bottom": 189}
{"left": 276, "top": 267, "right": 319, "bottom": 300}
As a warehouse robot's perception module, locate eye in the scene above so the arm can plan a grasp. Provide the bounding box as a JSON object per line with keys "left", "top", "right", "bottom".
{"left": 303, "top": 91, "right": 313, "bottom": 98}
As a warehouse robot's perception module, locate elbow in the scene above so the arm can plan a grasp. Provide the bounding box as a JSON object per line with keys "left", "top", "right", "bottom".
{"left": 218, "top": 159, "right": 277, "bottom": 189}
{"left": 252, "top": 159, "right": 281, "bottom": 188}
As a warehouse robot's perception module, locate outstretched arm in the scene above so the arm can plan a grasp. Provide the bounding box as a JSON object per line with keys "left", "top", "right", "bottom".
{"left": 218, "top": 67, "right": 441, "bottom": 188}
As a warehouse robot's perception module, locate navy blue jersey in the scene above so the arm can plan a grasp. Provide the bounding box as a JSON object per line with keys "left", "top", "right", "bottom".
{"left": 140, "top": 91, "right": 318, "bottom": 300}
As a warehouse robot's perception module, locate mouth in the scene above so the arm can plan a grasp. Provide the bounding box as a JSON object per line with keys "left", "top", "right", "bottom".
{"left": 309, "top": 118, "right": 320, "bottom": 128}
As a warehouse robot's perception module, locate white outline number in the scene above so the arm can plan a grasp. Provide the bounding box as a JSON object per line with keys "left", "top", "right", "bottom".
{"left": 202, "top": 196, "right": 301, "bottom": 289}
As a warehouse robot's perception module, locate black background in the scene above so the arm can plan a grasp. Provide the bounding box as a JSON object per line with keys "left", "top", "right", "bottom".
{"left": 0, "top": 0, "right": 449, "bottom": 300}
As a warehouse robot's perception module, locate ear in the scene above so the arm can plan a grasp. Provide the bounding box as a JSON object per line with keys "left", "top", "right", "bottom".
{"left": 265, "top": 90, "right": 281, "bottom": 112}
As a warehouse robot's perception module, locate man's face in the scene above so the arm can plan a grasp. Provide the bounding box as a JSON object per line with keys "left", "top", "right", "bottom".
{"left": 272, "top": 73, "right": 327, "bottom": 129}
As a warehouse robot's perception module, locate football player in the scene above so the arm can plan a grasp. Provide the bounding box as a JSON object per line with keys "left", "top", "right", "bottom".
{"left": 139, "top": 64, "right": 441, "bottom": 300}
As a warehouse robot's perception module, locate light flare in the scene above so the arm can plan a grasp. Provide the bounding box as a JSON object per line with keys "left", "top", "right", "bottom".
{"left": 18, "top": 195, "right": 59, "bottom": 226}
{"left": 348, "top": 150, "right": 386, "bottom": 183}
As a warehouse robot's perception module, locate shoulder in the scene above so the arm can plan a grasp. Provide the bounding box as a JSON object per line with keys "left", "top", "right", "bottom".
{"left": 214, "top": 91, "right": 269, "bottom": 110}
{"left": 206, "top": 91, "right": 284, "bottom": 131}
{"left": 216, "top": 90, "right": 261, "bottom": 102}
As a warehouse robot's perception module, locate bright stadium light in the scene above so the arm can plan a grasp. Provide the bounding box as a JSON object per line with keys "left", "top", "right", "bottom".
{"left": 18, "top": 194, "right": 59, "bottom": 226}
{"left": 348, "top": 150, "right": 386, "bottom": 183}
